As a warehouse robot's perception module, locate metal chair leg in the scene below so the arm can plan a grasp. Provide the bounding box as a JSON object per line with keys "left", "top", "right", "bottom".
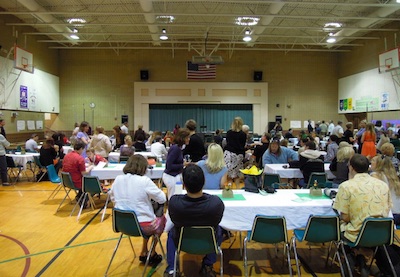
{"left": 104, "top": 234, "right": 123, "bottom": 277}
{"left": 101, "top": 194, "right": 111, "bottom": 222}
{"left": 291, "top": 236, "right": 301, "bottom": 277}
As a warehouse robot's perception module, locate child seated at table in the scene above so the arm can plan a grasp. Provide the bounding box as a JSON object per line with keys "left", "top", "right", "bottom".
{"left": 86, "top": 148, "right": 107, "bottom": 165}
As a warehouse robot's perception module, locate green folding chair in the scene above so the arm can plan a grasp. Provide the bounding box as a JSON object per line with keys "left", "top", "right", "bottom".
{"left": 46, "top": 164, "right": 62, "bottom": 200}
{"left": 56, "top": 172, "right": 80, "bottom": 213}
{"left": 341, "top": 217, "right": 396, "bottom": 277}
{"left": 74, "top": 176, "right": 110, "bottom": 222}
{"left": 306, "top": 172, "right": 329, "bottom": 188}
{"left": 263, "top": 173, "right": 290, "bottom": 189}
{"left": 104, "top": 209, "right": 165, "bottom": 277}
{"left": 291, "top": 215, "right": 345, "bottom": 277}
{"left": 244, "top": 215, "right": 292, "bottom": 277}
{"left": 174, "top": 226, "right": 223, "bottom": 277}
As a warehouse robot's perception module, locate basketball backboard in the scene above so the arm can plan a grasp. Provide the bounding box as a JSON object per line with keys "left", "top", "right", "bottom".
{"left": 379, "top": 47, "right": 400, "bottom": 73}
{"left": 14, "top": 45, "right": 33, "bottom": 73}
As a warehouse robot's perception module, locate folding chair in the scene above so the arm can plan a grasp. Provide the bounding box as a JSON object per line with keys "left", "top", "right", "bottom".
{"left": 74, "top": 176, "right": 110, "bottom": 222}
{"left": 244, "top": 215, "right": 292, "bottom": 277}
{"left": 46, "top": 164, "right": 62, "bottom": 200}
{"left": 263, "top": 173, "right": 290, "bottom": 189}
{"left": 104, "top": 209, "right": 165, "bottom": 277}
{"left": 6, "top": 156, "right": 23, "bottom": 184}
{"left": 341, "top": 217, "right": 397, "bottom": 277}
{"left": 291, "top": 215, "right": 345, "bottom": 277}
{"left": 56, "top": 172, "right": 80, "bottom": 213}
{"left": 34, "top": 156, "right": 47, "bottom": 182}
{"left": 174, "top": 226, "right": 223, "bottom": 277}
{"left": 306, "top": 172, "right": 328, "bottom": 188}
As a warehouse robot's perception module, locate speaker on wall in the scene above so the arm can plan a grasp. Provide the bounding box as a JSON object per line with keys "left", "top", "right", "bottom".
{"left": 140, "top": 70, "right": 149, "bottom": 80}
{"left": 254, "top": 71, "right": 263, "bottom": 81}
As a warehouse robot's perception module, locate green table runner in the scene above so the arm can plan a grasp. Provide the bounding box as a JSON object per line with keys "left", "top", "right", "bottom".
{"left": 217, "top": 194, "right": 246, "bottom": 201}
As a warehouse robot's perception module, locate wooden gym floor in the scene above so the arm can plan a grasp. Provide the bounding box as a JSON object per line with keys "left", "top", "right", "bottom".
{"left": 0, "top": 178, "right": 387, "bottom": 277}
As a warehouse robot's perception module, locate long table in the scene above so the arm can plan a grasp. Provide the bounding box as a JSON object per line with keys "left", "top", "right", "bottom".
{"left": 165, "top": 189, "right": 336, "bottom": 231}
{"left": 108, "top": 151, "right": 157, "bottom": 163}
{"left": 264, "top": 163, "right": 335, "bottom": 180}
{"left": 90, "top": 163, "right": 165, "bottom": 180}
{"left": 6, "top": 152, "right": 40, "bottom": 170}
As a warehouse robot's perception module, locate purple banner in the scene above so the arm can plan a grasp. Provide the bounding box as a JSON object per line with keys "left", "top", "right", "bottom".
{"left": 20, "top": 85, "right": 28, "bottom": 109}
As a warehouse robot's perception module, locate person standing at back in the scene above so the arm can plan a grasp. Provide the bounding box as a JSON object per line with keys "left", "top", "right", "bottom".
{"left": 0, "top": 132, "right": 10, "bottom": 186}
{"left": 327, "top": 120, "right": 335, "bottom": 135}
{"left": 224, "top": 117, "right": 247, "bottom": 187}
{"left": 120, "top": 121, "right": 129, "bottom": 135}
{"left": 164, "top": 164, "right": 224, "bottom": 277}
{"left": 361, "top": 122, "right": 377, "bottom": 159}
{"left": 90, "top": 126, "right": 112, "bottom": 159}
{"left": 319, "top": 120, "right": 328, "bottom": 136}
{"left": 0, "top": 119, "right": 7, "bottom": 138}
{"left": 182, "top": 119, "right": 206, "bottom": 162}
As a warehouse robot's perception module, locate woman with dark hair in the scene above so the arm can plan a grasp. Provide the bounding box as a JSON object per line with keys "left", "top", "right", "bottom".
{"left": 162, "top": 128, "right": 191, "bottom": 199}
{"left": 40, "top": 139, "right": 62, "bottom": 172}
{"left": 77, "top": 121, "right": 91, "bottom": 158}
{"left": 110, "top": 155, "right": 166, "bottom": 266}
{"left": 112, "top": 125, "right": 125, "bottom": 150}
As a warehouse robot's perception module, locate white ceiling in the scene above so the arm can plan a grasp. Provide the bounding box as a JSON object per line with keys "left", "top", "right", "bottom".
{"left": 0, "top": 0, "right": 400, "bottom": 53}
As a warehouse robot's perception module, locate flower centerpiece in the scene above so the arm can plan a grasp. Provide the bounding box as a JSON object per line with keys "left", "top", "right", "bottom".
{"left": 222, "top": 182, "right": 234, "bottom": 198}
{"left": 309, "top": 180, "right": 322, "bottom": 196}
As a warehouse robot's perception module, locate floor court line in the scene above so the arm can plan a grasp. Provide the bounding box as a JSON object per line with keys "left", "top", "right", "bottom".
{"left": 0, "top": 234, "right": 31, "bottom": 277}
{"left": 34, "top": 208, "right": 102, "bottom": 277}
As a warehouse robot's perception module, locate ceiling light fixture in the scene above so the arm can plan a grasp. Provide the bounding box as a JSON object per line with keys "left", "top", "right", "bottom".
{"left": 243, "top": 29, "right": 252, "bottom": 42}
{"left": 70, "top": 34, "right": 80, "bottom": 40}
{"left": 73, "top": 28, "right": 78, "bottom": 33}
{"left": 159, "top": 29, "right": 168, "bottom": 40}
{"left": 67, "top": 18, "right": 86, "bottom": 25}
{"left": 156, "top": 15, "right": 175, "bottom": 23}
{"left": 326, "top": 37, "right": 336, "bottom": 43}
{"left": 235, "top": 16, "right": 260, "bottom": 26}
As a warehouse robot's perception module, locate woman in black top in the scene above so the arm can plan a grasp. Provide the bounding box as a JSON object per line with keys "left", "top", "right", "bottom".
{"left": 223, "top": 117, "right": 247, "bottom": 186}
{"left": 40, "top": 139, "right": 62, "bottom": 172}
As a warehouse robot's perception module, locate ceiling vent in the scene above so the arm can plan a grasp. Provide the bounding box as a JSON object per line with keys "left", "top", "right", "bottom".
{"left": 192, "top": 56, "right": 224, "bottom": 64}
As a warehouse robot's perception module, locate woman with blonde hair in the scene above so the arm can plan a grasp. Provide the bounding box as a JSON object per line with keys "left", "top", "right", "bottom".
{"left": 119, "top": 135, "right": 135, "bottom": 157}
{"left": 224, "top": 117, "right": 247, "bottom": 186}
{"left": 361, "top": 122, "right": 376, "bottom": 158}
{"left": 330, "top": 142, "right": 355, "bottom": 187}
{"left": 90, "top": 126, "right": 112, "bottom": 158}
{"left": 197, "top": 143, "right": 228, "bottom": 189}
{"left": 380, "top": 142, "right": 399, "bottom": 173}
{"left": 370, "top": 155, "right": 400, "bottom": 224}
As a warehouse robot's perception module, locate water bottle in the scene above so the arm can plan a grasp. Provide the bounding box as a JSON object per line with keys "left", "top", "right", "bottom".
{"left": 175, "top": 181, "right": 183, "bottom": 194}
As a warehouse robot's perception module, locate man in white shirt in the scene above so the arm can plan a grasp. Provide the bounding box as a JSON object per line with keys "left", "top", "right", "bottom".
{"left": 120, "top": 121, "right": 129, "bottom": 134}
{"left": 25, "top": 134, "right": 39, "bottom": 152}
{"left": 327, "top": 120, "right": 335, "bottom": 135}
{"left": 150, "top": 136, "right": 168, "bottom": 159}
{"left": 332, "top": 121, "right": 344, "bottom": 138}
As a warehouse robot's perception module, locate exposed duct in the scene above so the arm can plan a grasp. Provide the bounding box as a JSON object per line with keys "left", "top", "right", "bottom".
{"left": 246, "top": 1, "right": 285, "bottom": 47}
{"left": 331, "top": 0, "right": 400, "bottom": 47}
{"left": 139, "top": 0, "right": 160, "bottom": 45}
{"left": 17, "top": 0, "right": 76, "bottom": 43}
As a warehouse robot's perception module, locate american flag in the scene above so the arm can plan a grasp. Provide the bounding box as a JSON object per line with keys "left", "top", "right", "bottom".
{"left": 187, "top": 61, "right": 216, "bottom": 79}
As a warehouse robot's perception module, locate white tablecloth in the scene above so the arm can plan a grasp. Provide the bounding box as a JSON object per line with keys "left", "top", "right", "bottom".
{"left": 90, "top": 163, "right": 165, "bottom": 180}
{"left": 264, "top": 163, "right": 335, "bottom": 180}
{"left": 108, "top": 152, "right": 157, "bottom": 163}
{"left": 166, "top": 189, "right": 336, "bottom": 231}
{"left": 6, "top": 153, "right": 40, "bottom": 170}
